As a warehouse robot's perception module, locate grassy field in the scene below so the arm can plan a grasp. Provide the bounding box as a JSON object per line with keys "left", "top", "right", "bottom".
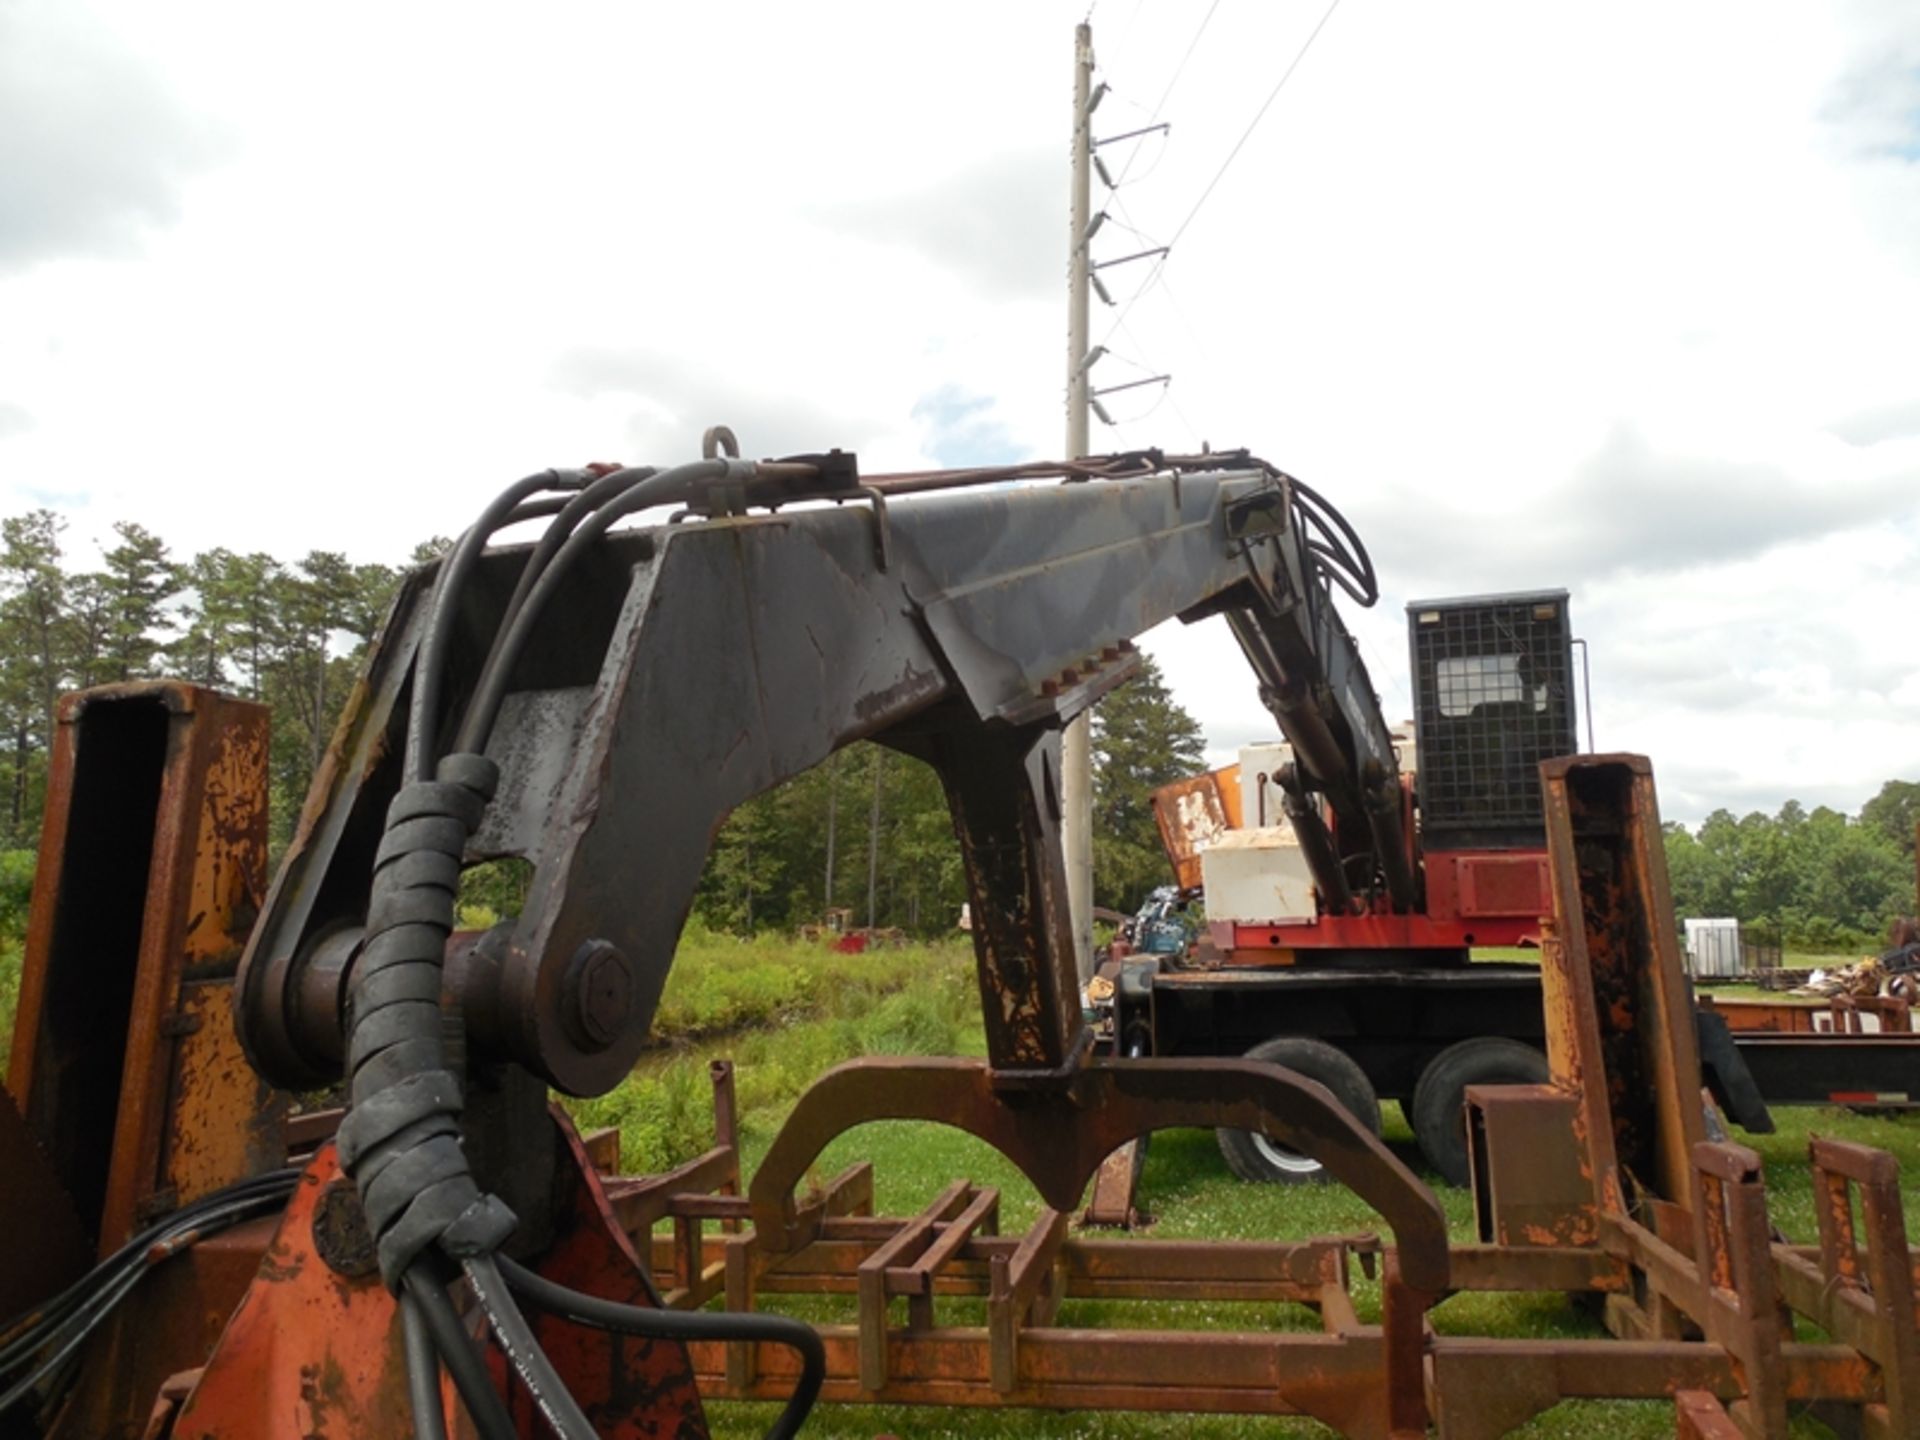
{"left": 0, "top": 922, "right": 1905, "bottom": 1436}
{"left": 566, "top": 939, "right": 1918, "bottom": 1440}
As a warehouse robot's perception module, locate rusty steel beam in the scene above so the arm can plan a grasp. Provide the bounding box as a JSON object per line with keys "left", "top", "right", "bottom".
{"left": 1539, "top": 754, "right": 1708, "bottom": 1215}
{"left": 1675, "top": 1389, "right": 1744, "bottom": 1439}
{"left": 678, "top": 1230, "right": 1363, "bottom": 1306}
{"left": 1792, "top": 1137, "right": 1919, "bottom": 1436}
{"left": 746, "top": 1054, "right": 1449, "bottom": 1293}
{"left": 688, "top": 1326, "right": 1400, "bottom": 1428}
{"left": 6, "top": 683, "right": 279, "bottom": 1273}
{"left": 859, "top": 1180, "right": 972, "bottom": 1387}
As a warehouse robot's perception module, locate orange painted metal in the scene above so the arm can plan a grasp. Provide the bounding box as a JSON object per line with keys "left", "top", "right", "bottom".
{"left": 1220, "top": 910, "right": 1536, "bottom": 956}
{"left": 1149, "top": 765, "right": 1238, "bottom": 891}
{"left": 46, "top": 1212, "right": 280, "bottom": 1440}
{"left": 173, "top": 1117, "right": 706, "bottom": 1440}
{"left": 1422, "top": 848, "right": 1551, "bottom": 923}
{"left": 168, "top": 1146, "right": 451, "bottom": 1438}
{"left": 1702, "top": 993, "right": 1916, "bottom": 1035}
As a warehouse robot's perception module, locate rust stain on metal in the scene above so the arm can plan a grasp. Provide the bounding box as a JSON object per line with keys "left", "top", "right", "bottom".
{"left": 1150, "top": 766, "right": 1240, "bottom": 892}
{"left": 25, "top": 673, "right": 1920, "bottom": 1435}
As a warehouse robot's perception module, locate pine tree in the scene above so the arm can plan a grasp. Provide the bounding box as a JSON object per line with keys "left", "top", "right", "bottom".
{"left": 98, "top": 522, "right": 180, "bottom": 680}
{"left": 1090, "top": 654, "right": 1205, "bottom": 911}
{"left": 0, "top": 512, "right": 70, "bottom": 839}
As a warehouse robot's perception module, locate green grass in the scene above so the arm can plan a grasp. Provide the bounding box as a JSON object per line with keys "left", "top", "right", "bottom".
{"left": 565, "top": 935, "right": 977, "bottom": 1173}
{"left": 1, "top": 908, "right": 1903, "bottom": 1437}
{"left": 1472, "top": 946, "right": 1541, "bottom": 963}
{"left": 646, "top": 923, "right": 964, "bottom": 1047}
{"left": 584, "top": 939, "right": 1917, "bottom": 1440}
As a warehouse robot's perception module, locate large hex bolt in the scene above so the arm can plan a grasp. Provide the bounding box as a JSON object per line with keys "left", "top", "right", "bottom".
{"left": 560, "top": 939, "right": 634, "bottom": 1053}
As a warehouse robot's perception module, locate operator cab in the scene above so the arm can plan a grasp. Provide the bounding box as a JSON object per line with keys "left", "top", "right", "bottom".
{"left": 1406, "top": 588, "right": 1579, "bottom": 853}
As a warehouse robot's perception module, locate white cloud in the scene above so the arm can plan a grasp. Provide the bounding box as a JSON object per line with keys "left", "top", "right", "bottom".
{"left": 0, "top": 0, "right": 1915, "bottom": 822}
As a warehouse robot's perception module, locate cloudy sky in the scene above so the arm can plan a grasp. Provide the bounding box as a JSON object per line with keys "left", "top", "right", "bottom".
{"left": 2, "top": 1, "right": 1915, "bottom": 824}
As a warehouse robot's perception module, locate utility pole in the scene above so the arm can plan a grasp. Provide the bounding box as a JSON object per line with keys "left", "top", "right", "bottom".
{"left": 1063, "top": 20, "right": 1097, "bottom": 986}
{"left": 866, "top": 746, "right": 885, "bottom": 930}
{"left": 823, "top": 751, "right": 838, "bottom": 915}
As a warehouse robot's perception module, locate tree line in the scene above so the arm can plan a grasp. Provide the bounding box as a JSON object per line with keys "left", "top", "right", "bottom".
{"left": 0, "top": 509, "right": 434, "bottom": 850}
{"left": 1663, "top": 783, "right": 1918, "bottom": 953}
{"left": 0, "top": 508, "right": 1207, "bottom": 934}
{"left": 13, "top": 504, "right": 1899, "bottom": 950}
{"left": 689, "top": 657, "right": 1206, "bottom": 936}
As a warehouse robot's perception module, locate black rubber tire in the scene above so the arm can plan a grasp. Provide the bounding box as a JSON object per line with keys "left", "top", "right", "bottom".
{"left": 1410, "top": 1037, "right": 1551, "bottom": 1187}
{"left": 1216, "top": 1037, "right": 1382, "bottom": 1185}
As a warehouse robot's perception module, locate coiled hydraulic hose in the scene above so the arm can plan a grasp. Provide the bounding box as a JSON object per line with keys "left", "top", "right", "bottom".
{"left": 345, "top": 455, "right": 825, "bottom": 1439}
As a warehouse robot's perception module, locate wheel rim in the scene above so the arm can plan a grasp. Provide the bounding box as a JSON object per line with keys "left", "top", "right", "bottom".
{"left": 1249, "top": 1129, "right": 1325, "bottom": 1178}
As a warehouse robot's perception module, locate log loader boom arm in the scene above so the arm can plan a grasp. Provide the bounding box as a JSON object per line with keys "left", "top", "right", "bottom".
{"left": 237, "top": 445, "right": 1406, "bottom": 1097}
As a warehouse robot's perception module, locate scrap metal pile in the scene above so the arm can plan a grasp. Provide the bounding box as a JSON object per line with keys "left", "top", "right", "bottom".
{"left": 1, "top": 445, "right": 1914, "bottom": 1438}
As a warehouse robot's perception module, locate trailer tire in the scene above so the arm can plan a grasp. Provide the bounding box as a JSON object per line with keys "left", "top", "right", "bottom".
{"left": 1216, "top": 1038, "right": 1382, "bottom": 1184}
{"left": 1411, "top": 1037, "right": 1550, "bottom": 1187}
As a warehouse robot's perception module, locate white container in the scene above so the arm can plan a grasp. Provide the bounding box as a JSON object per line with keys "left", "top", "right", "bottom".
{"left": 1201, "top": 826, "right": 1317, "bottom": 925}
{"left": 1236, "top": 743, "right": 1295, "bottom": 830}
{"left": 1683, "top": 917, "right": 1743, "bottom": 979}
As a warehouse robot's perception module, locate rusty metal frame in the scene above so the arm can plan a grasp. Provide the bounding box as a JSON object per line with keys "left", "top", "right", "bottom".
{"left": 2, "top": 683, "right": 290, "bottom": 1434}
{"left": 6, "top": 682, "right": 281, "bottom": 1257}
{"left": 17, "top": 696, "right": 1919, "bottom": 1435}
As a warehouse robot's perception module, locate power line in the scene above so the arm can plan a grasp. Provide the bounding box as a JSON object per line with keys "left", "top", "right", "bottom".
{"left": 1093, "top": 0, "right": 1153, "bottom": 89}
{"left": 1100, "top": 0, "right": 1344, "bottom": 346}
{"left": 1150, "top": 0, "right": 1221, "bottom": 117}
{"left": 1167, "top": 0, "right": 1344, "bottom": 252}
{"left": 1107, "top": 0, "right": 1221, "bottom": 190}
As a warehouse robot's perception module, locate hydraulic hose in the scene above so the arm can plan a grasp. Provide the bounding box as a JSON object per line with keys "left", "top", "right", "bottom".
{"left": 1286, "top": 473, "right": 1377, "bottom": 607}
{"left": 497, "top": 1255, "right": 826, "bottom": 1440}
{"left": 405, "top": 471, "right": 589, "bottom": 785}
{"left": 351, "top": 451, "right": 826, "bottom": 1440}
{"left": 453, "top": 458, "right": 735, "bottom": 754}
{"left": 401, "top": 1269, "right": 519, "bottom": 1440}
{"left": 459, "top": 1255, "right": 597, "bottom": 1439}
{"left": 400, "top": 1291, "right": 451, "bottom": 1440}
{"left": 482, "top": 466, "right": 660, "bottom": 672}
{"left": 0, "top": 1173, "right": 297, "bottom": 1419}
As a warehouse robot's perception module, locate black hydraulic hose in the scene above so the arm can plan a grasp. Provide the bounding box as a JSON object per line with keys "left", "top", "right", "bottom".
{"left": 405, "top": 472, "right": 587, "bottom": 785}
{"left": 484, "top": 466, "right": 661, "bottom": 670}
{"left": 1, "top": 1170, "right": 297, "bottom": 1367}
{"left": 1, "top": 1177, "right": 295, "bottom": 1366}
{"left": 401, "top": 1292, "right": 450, "bottom": 1440}
{"left": 370, "top": 456, "right": 760, "bottom": 1437}
{"left": 452, "top": 459, "right": 730, "bottom": 755}
{"left": 1287, "top": 476, "right": 1377, "bottom": 606}
{"left": 454, "top": 466, "right": 662, "bottom": 761}
{"left": 1305, "top": 536, "right": 1374, "bottom": 607}
{"left": 0, "top": 1266, "right": 145, "bottom": 1415}
{"left": 401, "top": 1270, "right": 519, "bottom": 1440}
{"left": 405, "top": 486, "right": 577, "bottom": 784}
{"left": 0, "top": 1179, "right": 295, "bottom": 1416}
{"left": 459, "top": 1255, "right": 598, "bottom": 1439}
{"left": 495, "top": 1255, "right": 826, "bottom": 1440}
